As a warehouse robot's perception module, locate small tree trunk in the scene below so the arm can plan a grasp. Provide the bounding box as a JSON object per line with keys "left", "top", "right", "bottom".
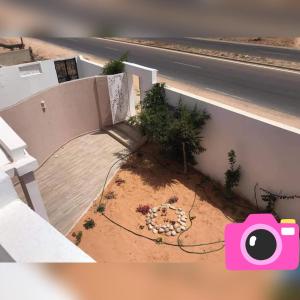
{"left": 20, "top": 37, "right": 24, "bottom": 49}
{"left": 182, "top": 142, "right": 187, "bottom": 174}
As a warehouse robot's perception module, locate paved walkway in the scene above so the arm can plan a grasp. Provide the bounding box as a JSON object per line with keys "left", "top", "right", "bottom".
{"left": 17, "top": 132, "right": 128, "bottom": 235}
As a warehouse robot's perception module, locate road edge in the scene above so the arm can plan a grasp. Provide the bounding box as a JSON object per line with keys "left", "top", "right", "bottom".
{"left": 103, "top": 38, "right": 300, "bottom": 74}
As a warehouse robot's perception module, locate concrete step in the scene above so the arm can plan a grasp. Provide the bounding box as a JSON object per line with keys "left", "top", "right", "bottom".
{"left": 105, "top": 122, "right": 146, "bottom": 150}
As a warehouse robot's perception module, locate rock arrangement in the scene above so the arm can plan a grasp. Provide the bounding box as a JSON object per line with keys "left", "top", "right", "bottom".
{"left": 145, "top": 203, "right": 188, "bottom": 236}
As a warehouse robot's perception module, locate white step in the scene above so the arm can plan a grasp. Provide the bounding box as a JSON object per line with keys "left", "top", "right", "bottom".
{"left": 105, "top": 122, "right": 146, "bottom": 150}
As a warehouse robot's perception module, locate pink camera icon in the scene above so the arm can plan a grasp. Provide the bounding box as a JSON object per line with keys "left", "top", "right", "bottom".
{"left": 225, "top": 214, "right": 299, "bottom": 270}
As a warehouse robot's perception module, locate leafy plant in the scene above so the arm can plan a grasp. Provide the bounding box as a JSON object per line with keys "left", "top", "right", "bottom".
{"left": 97, "top": 203, "right": 106, "bottom": 214}
{"left": 258, "top": 187, "right": 300, "bottom": 219}
{"left": 72, "top": 231, "right": 83, "bottom": 245}
{"left": 83, "top": 218, "right": 95, "bottom": 230}
{"left": 136, "top": 204, "right": 151, "bottom": 215}
{"left": 260, "top": 189, "right": 277, "bottom": 214}
{"left": 224, "top": 150, "right": 241, "bottom": 198}
{"left": 102, "top": 52, "right": 128, "bottom": 75}
{"left": 165, "top": 100, "right": 210, "bottom": 168}
{"left": 134, "top": 83, "right": 210, "bottom": 172}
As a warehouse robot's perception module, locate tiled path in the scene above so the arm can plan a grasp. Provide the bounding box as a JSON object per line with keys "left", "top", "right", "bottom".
{"left": 17, "top": 132, "right": 128, "bottom": 234}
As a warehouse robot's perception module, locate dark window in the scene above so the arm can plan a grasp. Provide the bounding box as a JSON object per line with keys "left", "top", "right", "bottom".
{"left": 54, "top": 58, "right": 79, "bottom": 83}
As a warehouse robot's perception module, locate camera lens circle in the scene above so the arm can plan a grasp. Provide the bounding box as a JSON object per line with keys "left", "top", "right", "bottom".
{"left": 245, "top": 229, "right": 277, "bottom": 260}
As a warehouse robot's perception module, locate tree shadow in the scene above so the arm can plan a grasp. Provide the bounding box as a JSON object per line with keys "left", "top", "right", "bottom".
{"left": 116, "top": 143, "right": 257, "bottom": 222}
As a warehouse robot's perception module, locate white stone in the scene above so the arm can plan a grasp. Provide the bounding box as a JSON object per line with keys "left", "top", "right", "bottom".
{"left": 169, "top": 206, "right": 176, "bottom": 210}
{"left": 176, "top": 227, "right": 181, "bottom": 233}
{"left": 152, "top": 208, "right": 157, "bottom": 213}
{"left": 174, "top": 223, "right": 180, "bottom": 229}
{"left": 152, "top": 229, "right": 158, "bottom": 234}
{"left": 148, "top": 224, "right": 153, "bottom": 230}
{"left": 166, "top": 231, "right": 172, "bottom": 236}
{"left": 169, "top": 225, "right": 174, "bottom": 230}
{"left": 146, "top": 219, "right": 151, "bottom": 225}
{"left": 153, "top": 213, "right": 158, "bottom": 217}
{"left": 180, "top": 225, "right": 186, "bottom": 231}
{"left": 165, "top": 227, "right": 169, "bottom": 232}
{"left": 158, "top": 228, "right": 165, "bottom": 234}
{"left": 171, "top": 231, "right": 176, "bottom": 236}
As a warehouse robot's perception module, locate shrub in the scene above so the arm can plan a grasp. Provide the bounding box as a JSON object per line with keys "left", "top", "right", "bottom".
{"left": 224, "top": 150, "right": 241, "bottom": 198}
{"left": 72, "top": 231, "right": 83, "bottom": 245}
{"left": 165, "top": 100, "right": 210, "bottom": 166}
{"left": 135, "top": 83, "right": 210, "bottom": 172}
{"left": 83, "top": 218, "right": 95, "bottom": 230}
{"left": 136, "top": 204, "right": 151, "bottom": 215}
{"left": 102, "top": 52, "right": 128, "bottom": 75}
{"left": 97, "top": 203, "right": 106, "bottom": 214}
{"left": 261, "top": 190, "right": 277, "bottom": 213}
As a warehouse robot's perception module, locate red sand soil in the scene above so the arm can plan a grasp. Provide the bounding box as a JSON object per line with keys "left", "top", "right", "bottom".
{"left": 68, "top": 144, "right": 255, "bottom": 263}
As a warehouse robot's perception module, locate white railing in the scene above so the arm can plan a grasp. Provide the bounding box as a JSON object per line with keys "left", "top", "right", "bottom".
{"left": 0, "top": 171, "right": 94, "bottom": 262}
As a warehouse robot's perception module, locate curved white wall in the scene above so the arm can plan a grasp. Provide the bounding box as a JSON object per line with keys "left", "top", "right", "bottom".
{"left": 0, "top": 77, "right": 111, "bottom": 163}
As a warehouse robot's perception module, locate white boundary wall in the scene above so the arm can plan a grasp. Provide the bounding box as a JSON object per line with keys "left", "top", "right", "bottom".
{"left": 0, "top": 56, "right": 102, "bottom": 110}
{"left": 124, "top": 62, "right": 157, "bottom": 116}
{"left": 165, "top": 87, "right": 300, "bottom": 221}
{"left": 0, "top": 60, "right": 59, "bottom": 109}
{"left": 76, "top": 55, "right": 103, "bottom": 78}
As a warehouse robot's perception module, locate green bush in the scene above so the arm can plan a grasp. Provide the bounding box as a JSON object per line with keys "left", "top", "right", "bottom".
{"left": 102, "top": 52, "right": 128, "bottom": 75}
{"left": 224, "top": 150, "right": 241, "bottom": 197}
{"left": 83, "top": 218, "right": 95, "bottom": 230}
{"left": 134, "top": 83, "right": 210, "bottom": 170}
{"left": 97, "top": 203, "right": 106, "bottom": 214}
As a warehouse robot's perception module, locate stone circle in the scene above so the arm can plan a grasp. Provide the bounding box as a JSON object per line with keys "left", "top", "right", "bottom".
{"left": 145, "top": 203, "right": 188, "bottom": 237}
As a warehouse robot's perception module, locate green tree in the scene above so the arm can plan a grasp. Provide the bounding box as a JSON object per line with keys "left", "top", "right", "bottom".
{"left": 132, "top": 83, "right": 210, "bottom": 173}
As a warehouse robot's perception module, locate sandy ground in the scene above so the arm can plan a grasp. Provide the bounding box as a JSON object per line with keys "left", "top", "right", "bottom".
{"left": 68, "top": 144, "right": 256, "bottom": 263}
{"left": 222, "top": 37, "right": 299, "bottom": 48}
{"left": 0, "top": 37, "right": 107, "bottom": 65}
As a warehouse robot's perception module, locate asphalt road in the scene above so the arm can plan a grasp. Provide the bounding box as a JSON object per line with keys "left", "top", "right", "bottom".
{"left": 45, "top": 38, "right": 300, "bottom": 118}
{"left": 142, "top": 38, "right": 300, "bottom": 63}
